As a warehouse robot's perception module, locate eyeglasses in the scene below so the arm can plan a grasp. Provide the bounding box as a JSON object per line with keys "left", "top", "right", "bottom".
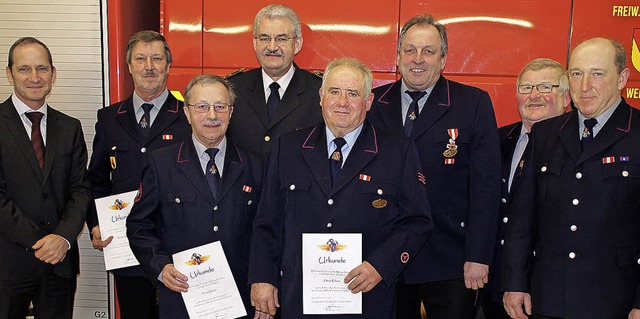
{"left": 187, "top": 103, "right": 232, "bottom": 113}
{"left": 517, "top": 84, "right": 560, "bottom": 94}
{"left": 254, "top": 35, "right": 296, "bottom": 44}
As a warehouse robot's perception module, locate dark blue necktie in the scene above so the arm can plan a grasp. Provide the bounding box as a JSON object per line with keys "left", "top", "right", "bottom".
{"left": 404, "top": 90, "right": 427, "bottom": 137}
{"left": 330, "top": 138, "right": 347, "bottom": 187}
{"left": 266, "top": 82, "right": 280, "bottom": 121}
{"left": 581, "top": 118, "right": 598, "bottom": 151}
{"left": 140, "top": 103, "right": 153, "bottom": 138}
{"left": 205, "top": 148, "right": 221, "bottom": 200}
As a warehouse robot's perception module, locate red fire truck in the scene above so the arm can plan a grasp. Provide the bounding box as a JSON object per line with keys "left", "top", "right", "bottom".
{"left": 107, "top": 0, "right": 640, "bottom": 127}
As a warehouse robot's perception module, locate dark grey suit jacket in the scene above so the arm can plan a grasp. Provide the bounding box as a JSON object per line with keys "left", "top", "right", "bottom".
{"left": 0, "top": 97, "right": 89, "bottom": 280}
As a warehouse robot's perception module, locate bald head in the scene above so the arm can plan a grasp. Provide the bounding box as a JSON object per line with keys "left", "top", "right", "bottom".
{"left": 568, "top": 37, "right": 630, "bottom": 118}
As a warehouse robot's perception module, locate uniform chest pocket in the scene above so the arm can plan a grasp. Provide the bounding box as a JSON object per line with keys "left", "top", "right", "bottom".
{"left": 109, "top": 142, "right": 131, "bottom": 182}
{"left": 162, "top": 192, "right": 196, "bottom": 227}
{"left": 228, "top": 190, "right": 262, "bottom": 229}
{"left": 431, "top": 132, "right": 470, "bottom": 167}
{"left": 602, "top": 163, "right": 640, "bottom": 212}
{"left": 282, "top": 180, "right": 311, "bottom": 222}
{"left": 535, "top": 162, "right": 561, "bottom": 203}
{"left": 360, "top": 183, "right": 399, "bottom": 226}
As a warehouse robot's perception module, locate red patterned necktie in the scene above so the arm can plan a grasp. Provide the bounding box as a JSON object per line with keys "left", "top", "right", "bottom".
{"left": 26, "top": 112, "right": 45, "bottom": 172}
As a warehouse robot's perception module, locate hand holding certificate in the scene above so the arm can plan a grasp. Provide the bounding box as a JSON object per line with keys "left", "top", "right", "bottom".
{"left": 172, "top": 241, "right": 247, "bottom": 319}
{"left": 95, "top": 190, "right": 140, "bottom": 270}
{"left": 302, "top": 233, "right": 362, "bottom": 314}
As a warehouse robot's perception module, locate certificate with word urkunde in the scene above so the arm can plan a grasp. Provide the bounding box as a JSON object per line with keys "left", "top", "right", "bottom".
{"left": 95, "top": 190, "right": 140, "bottom": 271}
{"left": 173, "top": 241, "right": 247, "bottom": 319}
{"left": 302, "top": 233, "right": 362, "bottom": 314}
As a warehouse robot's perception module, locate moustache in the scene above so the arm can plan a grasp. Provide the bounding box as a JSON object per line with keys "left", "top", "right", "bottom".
{"left": 143, "top": 71, "right": 157, "bottom": 77}
{"left": 263, "top": 48, "right": 284, "bottom": 57}
{"left": 202, "top": 119, "right": 223, "bottom": 127}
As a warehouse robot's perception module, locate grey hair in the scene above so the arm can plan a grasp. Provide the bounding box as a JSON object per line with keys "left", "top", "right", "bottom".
{"left": 398, "top": 14, "right": 448, "bottom": 57}
{"left": 321, "top": 57, "right": 373, "bottom": 96}
{"left": 253, "top": 4, "right": 302, "bottom": 38}
{"left": 517, "top": 58, "right": 569, "bottom": 94}
{"left": 184, "top": 74, "right": 236, "bottom": 105}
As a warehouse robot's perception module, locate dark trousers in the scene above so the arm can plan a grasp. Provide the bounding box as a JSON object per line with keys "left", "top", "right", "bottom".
{"left": 115, "top": 275, "right": 157, "bottom": 319}
{"left": 480, "top": 300, "right": 510, "bottom": 319}
{"left": 477, "top": 288, "right": 510, "bottom": 319}
{"left": 531, "top": 314, "right": 564, "bottom": 319}
{"left": 396, "top": 278, "right": 476, "bottom": 319}
{"left": 0, "top": 269, "right": 76, "bottom": 319}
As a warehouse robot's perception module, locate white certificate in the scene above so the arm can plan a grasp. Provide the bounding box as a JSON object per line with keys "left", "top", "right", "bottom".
{"left": 302, "top": 233, "right": 362, "bottom": 314}
{"left": 95, "top": 190, "right": 140, "bottom": 271}
{"left": 173, "top": 241, "right": 247, "bottom": 319}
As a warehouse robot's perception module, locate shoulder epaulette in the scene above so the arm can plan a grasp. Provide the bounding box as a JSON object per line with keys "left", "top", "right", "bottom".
{"left": 312, "top": 70, "right": 324, "bottom": 78}
{"left": 224, "top": 68, "right": 246, "bottom": 79}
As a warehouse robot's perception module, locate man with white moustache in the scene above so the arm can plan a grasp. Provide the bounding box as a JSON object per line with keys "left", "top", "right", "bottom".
{"left": 127, "top": 74, "right": 264, "bottom": 319}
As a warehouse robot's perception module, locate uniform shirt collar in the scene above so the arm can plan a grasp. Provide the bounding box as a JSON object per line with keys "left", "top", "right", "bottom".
{"left": 325, "top": 124, "right": 363, "bottom": 164}
{"left": 577, "top": 96, "right": 621, "bottom": 138}
{"left": 133, "top": 89, "right": 169, "bottom": 114}
{"left": 400, "top": 80, "right": 435, "bottom": 122}
{"left": 193, "top": 135, "right": 227, "bottom": 177}
{"left": 262, "top": 64, "right": 295, "bottom": 101}
{"left": 12, "top": 94, "right": 47, "bottom": 117}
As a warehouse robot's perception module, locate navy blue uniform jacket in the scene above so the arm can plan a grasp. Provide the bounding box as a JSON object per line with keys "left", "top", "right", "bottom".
{"left": 367, "top": 77, "right": 500, "bottom": 283}
{"left": 127, "top": 138, "right": 264, "bottom": 319}
{"left": 0, "top": 97, "right": 89, "bottom": 280}
{"left": 485, "top": 121, "right": 522, "bottom": 302}
{"left": 249, "top": 122, "right": 433, "bottom": 318}
{"left": 502, "top": 100, "right": 640, "bottom": 318}
{"left": 86, "top": 93, "right": 191, "bottom": 276}
{"left": 227, "top": 66, "right": 323, "bottom": 156}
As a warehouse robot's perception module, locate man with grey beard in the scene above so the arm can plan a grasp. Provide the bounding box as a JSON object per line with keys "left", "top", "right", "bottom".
{"left": 227, "top": 4, "right": 322, "bottom": 156}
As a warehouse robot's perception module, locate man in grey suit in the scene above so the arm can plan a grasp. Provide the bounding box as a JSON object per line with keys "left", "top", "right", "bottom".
{"left": 0, "top": 37, "right": 89, "bottom": 319}
{"left": 227, "top": 4, "right": 322, "bottom": 156}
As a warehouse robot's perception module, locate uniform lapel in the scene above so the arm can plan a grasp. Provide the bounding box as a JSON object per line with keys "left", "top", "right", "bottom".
{"left": 218, "top": 141, "right": 243, "bottom": 201}
{"left": 176, "top": 140, "right": 215, "bottom": 204}
{"left": 0, "top": 98, "right": 42, "bottom": 179}
{"left": 115, "top": 97, "right": 144, "bottom": 145}
{"left": 410, "top": 76, "right": 452, "bottom": 139}
{"left": 246, "top": 71, "right": 270, "bottom": 128}
{"left": 270, "top": 66, "right": 307, "bottom": 127}
{"left": 373, "top": 80, "right": 404, "bottom": 134}
{"left": 578, "top": 101, "right": 631, "bottom": 164}
{"left": 557, "top": 112, "right": 581, "bottom": 164}
{"left": 332, "top": 123, "right": 378, "bottom": 194}
{"left": 501, "top": 123, "right": 522, "bottom": 184}
{"left": 301, "top": 126, "right": 332, "bottom": 197}
{"left": 146, "top": 93, "right": 182, "bottom": 143}
{"left": 42, "top": 106, "right": 60, "bottom": 184}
